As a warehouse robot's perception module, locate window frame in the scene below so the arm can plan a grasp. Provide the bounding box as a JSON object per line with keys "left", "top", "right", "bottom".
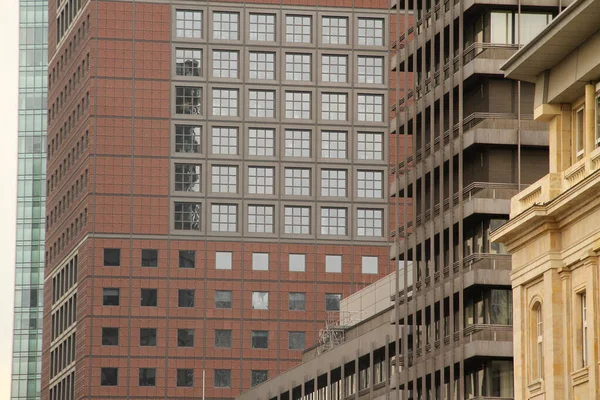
{"left": 575, "top": 105, "right": 585, "bottom": 159}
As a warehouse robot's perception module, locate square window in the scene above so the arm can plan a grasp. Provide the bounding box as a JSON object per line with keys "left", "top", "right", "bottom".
{"left": 252, "top": 370, "right": 268, "bottom": 387}
{"left": 211, "top": 165, "right": 237, "bottom": 193}
{"left": 175, "top": 87, "right": 202, "bottom": 115}
{"left": 289, "top": 254, "right": 306, "bottom": 272}
{"left": 216, "top": 251, "right": 232, "bottom": 270}
{"left": 179, "top": 250, "right": 196, "bottom": 269}
{"left": 250, "top": 14, "right": 276, "bottom": 42}
{"left": 285, "top": 130, "right": 310, "bottom": 157}
{"left": 249, "top": 90, "right": 275, "bottom": 118}
{"left": 102, "top": 288, "right": 119, "bottom": 306}
{"left": 284, "top": 206, "right": 310, "bottom": 234}
{"left": 213, "top": 11, "right": 239, "bottom": 40}
{"left": 100, "top": 367, "right": 118, "bottom": 386}
{"left": 176, "top": 10, "right": 202, "bottom": 39}
{"left": 288, "top": 331, "right": 306, "bottom": 350}
{"left": 357, "top": 132, "right": 384, "bottom": 160}
{"left": 176, "top": 48, "right": 202, "bottom": 77}
{"left": 215, "top": 329, "right": 232, "bottom": 348}
{"left": 358, "top": 18, "right": 384, "bottom": 46}
{"left": 252, "top": 252, "right": 269, "bottom": 270}
{"left": 175, "top": 126, "right": 201, "bottom": 154}
{"left": 178, "top": 289, "right": 195, "bottom": 307}
{"left": 140, "top": 288, "right": 158, "bottom": 307}
{"left": 248, "top": 205, "right": 275, "bottom": 233}
{"left": 211, "top": 127, "right": 238, "bottom": 155}
{"left": 362, "top": 256, "right": 378, "bottom": 274}
{"left": 139, "top": 368, "right": 156, "bottom": 387}
{"left": 285, "top": 91, "right": 311, "bottom": 119}
{"left": 321, "top": 55, "right": 347, "bottom": 83}
{"left": 212, "top": 50, "right": 238, "bottom": 78}
{"left": 325, "top": 293, "right": 342, "bottom": 311}
{"left": 357, "top": 170, "right": 383, "bottom": 198}
{"left": 358, "top": 56, "right": 384, "bottom": 84}
{"left": 322, "top": 16, "right": 347, "bottom": 45}
{"left": 321, "top": 131, "right": 347, "bottom": 159}
{"left": 248, "top": 128, "right": 275, "bottom": 156}
{"left": 325, "top": 255, "right": 342, "bottom": 273}
{"left": 103, "top": 248, "right": 120, "bottom": 267}
{"left": 140, "top": 328, "right": 157, "bottom": 346}
{"left": 358, "top": 94, "right": 384, "bottom": 122}
{"left": 177, "top": 328, "right": 195, "bottom": 347}
{"left": 214, "top": 369, "right": 231, "bottom": 388}
{"left": 321, "top": 208, "right": 346, "bottom": 235}
{"left": 288, "top": 292, "right": 306, "bottom": 311}
{"left": 215, "top": 290, "right": 233, "bottom": 308}
{"left": 175, "top": 164, "right": 201, "bottom": 193}
{"left": 251, "top": 330, "right": 269, "bottom": 348}
{"left": 177, "top": 369, "right": 194, "bottom": 387}
{"left": 249, "top": 52, "right": 275, "bottom": 80}
{"left": 285, "top": 168, "right": 310, "bottom": 196}
{"left": 285, "top": 53, "right": 311, "bottom": 81}
{"left": 321, "top": 93, "right": 347, "bottom": 121}
{"left": 102, "top": 327, "right": 119, "bottom": 346}
{"left": 174, "top": 202, "right": 201, "bottom": 231}
{"left": 141, "top": 249, "right": 158, "bottom": 267}
{"left": 286, "top": 15, "right": 311, "bottom": 43}
{"left": 321, "top": 169, "right": 347, "bottom": 197}
{"left": 252, "top": 291, "right": 269, "bottom": 310}
{"left": 248, "top": 167, "right": 274, "bottom": 195}
{"left": 357, "top": 208, "right": 383, "bottom": 237}
{"left": 212, "top": 88, "right": 238, "bottom": 117}
{"left": 211, "top": 204, "right": 237, "bottom": 232}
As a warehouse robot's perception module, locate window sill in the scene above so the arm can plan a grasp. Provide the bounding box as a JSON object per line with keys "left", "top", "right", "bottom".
{"left": 572, "top": 366, "right": 589, "bottom": 386}
{"left": 527, "top": 379, "right": 543, "bottom": 394}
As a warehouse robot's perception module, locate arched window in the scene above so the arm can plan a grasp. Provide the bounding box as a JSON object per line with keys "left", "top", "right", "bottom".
{"left": 532, "top": 303, "right": 543, "bottom": 380}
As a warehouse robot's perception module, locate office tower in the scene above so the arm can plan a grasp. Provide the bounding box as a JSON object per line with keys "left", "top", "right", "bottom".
{"left": 494, "top": 0, "right": 600, "bottom": 396}
{"left": 11, "top": 0, "right": 48, "bottom": 398}
{"left": 389, "top": 0, "right": 562, "bottom": 398}
{"left": 43, "top": 0, "right": 395, "bottom": 398}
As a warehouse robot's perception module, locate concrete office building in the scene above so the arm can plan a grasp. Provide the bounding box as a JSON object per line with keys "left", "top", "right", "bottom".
{"left": 493, "top": 0, "right": 600, "bottom": 398}
{"left": 11, "top": 0, "right": 48, "bottom": 398}
{"left": 43, "top": 0, "right": 399, "bottom": 398}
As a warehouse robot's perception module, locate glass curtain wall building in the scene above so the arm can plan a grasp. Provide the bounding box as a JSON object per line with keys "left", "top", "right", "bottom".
{"left": 11, "top": 0, "right": 48, "bottom": 398}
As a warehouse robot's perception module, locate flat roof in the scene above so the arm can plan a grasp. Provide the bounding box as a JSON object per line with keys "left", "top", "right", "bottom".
{"left": 502, "top": 0, "right": 600, "bottom": 82}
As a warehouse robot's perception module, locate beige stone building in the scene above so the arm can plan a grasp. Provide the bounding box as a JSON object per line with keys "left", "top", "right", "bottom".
{"left": 492, "top": 0, "right": 600, "bottom": 398}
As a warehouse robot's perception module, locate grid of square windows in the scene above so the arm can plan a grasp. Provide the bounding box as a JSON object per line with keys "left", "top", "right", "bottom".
{"left": 175, "top": 126, "right": 201, "bottom": 154}
{"left": 358, "top": 56, "right": 384, "bottom": 84}
{"left": 358, "top": 18, "right": 384, "bottom": 46}
{"left": 321, "top": 169, "right": 346, "bottom": 197}
{"left": 285, "top": 206, "right": 310, "bottom": 234}
{"left": 211, "top": 165, "right": 237, "bottom": 193}
{"left": 248, "top": 90, "right": 275, "bottom": 118}
{"left": 321, "top": 131, "right": 347, "bottom": 159}
{"left": 321, "top": 93, "right": 347, "bottom": 121}
{"left": 211, "top": 127, "right": 237, "bottom": 155}
{"left": 248, "top": 128, "right": 275, "bottom": 156}
{"left": 211, "top": 204, "right": 237, "bottom": 232}
{"left": 285, "top": 92, "right": 311, "bottom": 119}
{"left": 322, "top": 16, "right": 348, "bottom": 45}
{"left": 321, "top": 55, "right": 347, "bottom": 83}
{"left": 285, "top": 53, "right": 311, "bottom": 81}
{"left": 357, "top": 94, "right": 384, "bottom": 122}
{"left": 357, "top": 208, "right": 383, "bottom": 236}
{"left": 212, "top": 50, "right": 238, "bottom": 78}
{"left": 248, "top": 167, "right": 274, "bottom": 195}
{"left": 357, "top": 170, "right": 383, "bottom": 198}
{"left": 321, "top": 207, "right": 346, "bottom": 235}
{"left": 285, "top": 168, "right": 310, "bottom": 196}
{"left": 248, "top": 205, "right": 275, "bottom": 233}
{"left": 174, "top": 202, "right": 201, "bottom": 231}
{"left": 176, "top": 10, "right": 202, "bottom": 39}
{"left": 212, "top": 88, "right": 238, "bottom": 117}
{"left": 250, "top": 14, "right": 276, "bottom": 42}
{"left": 285, "top": 130, "right": 310, "bottom": 157}
{"left": 175, "top": 87, "right": 202, "bottom": 115}
{"left": 249, "top": 52, "right": 275, "bottom": 80}
{"left": 175, "top": 49, "right": 202, "bottom": 77}
{"left": 174, "top": 164, "right": 201, "bottom": 192}
{"left": 357, "top": 132, "right": 383, "bottom": 160}
{"left": 286, "top": 15, "right": 311, "bottom": 43}
{"left": 213, "top": 12, "right": 239, "bottom": 40}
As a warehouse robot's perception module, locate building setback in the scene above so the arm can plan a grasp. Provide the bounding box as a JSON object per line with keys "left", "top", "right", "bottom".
{"left": 43, "top": 0, "right": 403, "bottom": 398}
